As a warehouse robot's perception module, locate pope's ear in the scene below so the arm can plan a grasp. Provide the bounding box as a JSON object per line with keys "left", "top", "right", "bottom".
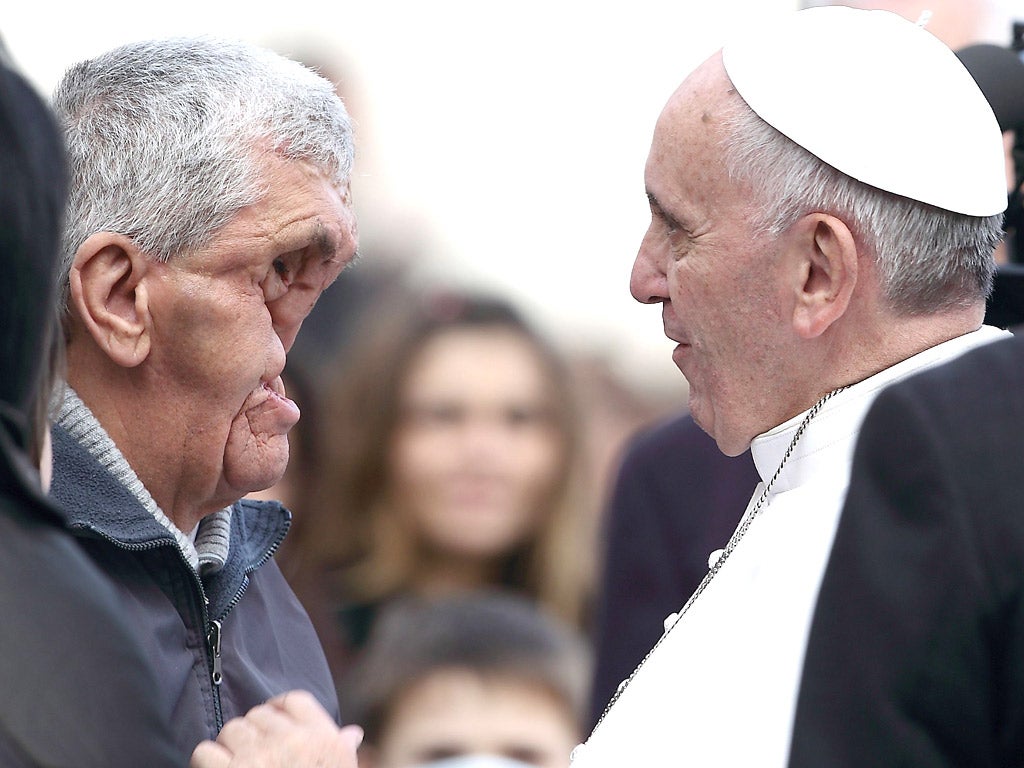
{"left": 790, "top": 213, "right": 858, "bottom": 339}
{"left": 68, "top": 232, "right": 152, "bottom": 367}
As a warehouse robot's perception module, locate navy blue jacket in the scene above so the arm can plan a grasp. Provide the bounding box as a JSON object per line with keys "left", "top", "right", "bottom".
{"left": 49, "top": 421, "right": 339, "bottom": 756}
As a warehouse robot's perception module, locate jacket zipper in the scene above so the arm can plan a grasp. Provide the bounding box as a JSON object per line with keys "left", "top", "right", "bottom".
{"left": 75, "top": 506, "right": 290, "bottom": 731}
{"left": 72, "top": 525, "right": 226, "bottom": 730}
{"left": 202, "top": 521, "right": 289, "bottom": 720}
{"left": 208, "top": 618, "right": 224, "bottom": 686}
{"left": 213, "top": 520, "right": 290, "bottom": 623}
{"left": 192, "top": 568, "right": 225, "bottom": 730}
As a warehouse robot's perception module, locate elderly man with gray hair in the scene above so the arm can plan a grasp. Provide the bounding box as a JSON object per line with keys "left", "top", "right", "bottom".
{"left": 49, "top": 36, "right": 359, "bottom": 759}
{"left": 572, "top": 6, "right": 1010, "bottom": 767}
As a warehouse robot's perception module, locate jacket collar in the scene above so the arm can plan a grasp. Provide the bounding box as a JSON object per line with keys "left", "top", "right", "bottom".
{"left": 48, "top": 394, "right": 290, "bottom": 583}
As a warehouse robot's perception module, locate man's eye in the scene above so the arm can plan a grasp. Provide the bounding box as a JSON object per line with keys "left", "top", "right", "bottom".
{"left": 261, "top": 257, "right": 294, "bottom": 303}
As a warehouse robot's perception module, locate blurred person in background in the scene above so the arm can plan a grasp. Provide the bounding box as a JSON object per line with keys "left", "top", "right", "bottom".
{"left": 286, "top": 288, "right": 596, "bottom": 679}
{"left": 341, "top": 590, "right": 589, "bottom": 768}
{"left": 955, "top": 27, "right": 1024, "bottom": 329}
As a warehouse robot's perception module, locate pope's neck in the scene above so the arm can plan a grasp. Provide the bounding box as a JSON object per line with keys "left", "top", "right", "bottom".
{"left": 763, "top": 303, "right": 985, "bottom": 447}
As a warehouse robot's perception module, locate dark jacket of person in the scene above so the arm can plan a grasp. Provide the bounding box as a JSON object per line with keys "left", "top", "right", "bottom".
{"left": 0, "top": 436, "right": 188, "bottom": 767}
{"left": 789, "top": 331, "right": 1024, "bottom": 767}
{"left": 0, "top": 49, "right": 187, "bottom": 767}
{"left": 49, "top": 420, "right": 340, "bottom": 756}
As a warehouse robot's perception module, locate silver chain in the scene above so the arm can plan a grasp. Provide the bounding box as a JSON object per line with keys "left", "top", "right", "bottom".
{"left": 590, "top": 385, "right": 849, "bottom": 735}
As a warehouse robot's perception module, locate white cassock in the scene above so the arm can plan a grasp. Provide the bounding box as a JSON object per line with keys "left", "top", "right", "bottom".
{"left": 570, "top": 326, "right": 1008, "bottom": 768}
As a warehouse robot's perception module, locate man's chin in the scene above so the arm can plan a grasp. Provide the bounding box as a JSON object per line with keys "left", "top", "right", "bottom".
{"left": 221, "top": 436, "right": 291, "bottom": 503}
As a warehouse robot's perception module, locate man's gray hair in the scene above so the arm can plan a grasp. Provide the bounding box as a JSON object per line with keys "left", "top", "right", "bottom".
{"left": 720, "top": 97, "right": 1004, "bottom": 315}
{"left": 52, "top": 36, "right": 355, "bottom": 312}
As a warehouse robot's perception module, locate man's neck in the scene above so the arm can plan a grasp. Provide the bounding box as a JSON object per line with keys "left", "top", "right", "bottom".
{"left": 66, "top": 361, "right": 215, "bottom": 533}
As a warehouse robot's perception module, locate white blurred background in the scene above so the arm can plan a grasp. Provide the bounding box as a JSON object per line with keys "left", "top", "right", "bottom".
{"left": 3, "top": 0, "right": 1019, "bottom": 404}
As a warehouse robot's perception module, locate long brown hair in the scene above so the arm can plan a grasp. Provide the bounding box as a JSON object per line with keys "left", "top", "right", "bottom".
{"left": 293, "top": 288, "right": 594, "bottom": 630}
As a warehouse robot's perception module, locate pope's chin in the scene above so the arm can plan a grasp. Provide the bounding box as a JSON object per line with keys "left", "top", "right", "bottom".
{"left": 671, "top": 342, "right": 692, "bottom": 373}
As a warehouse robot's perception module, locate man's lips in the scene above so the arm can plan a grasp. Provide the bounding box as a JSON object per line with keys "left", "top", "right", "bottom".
{"left": 665, "top": 331, "right": 691, "bottom": 348}
{"left": 662, "top": 318, "right": 688, "bottom": 346}
{"left": 264, "top": 375, "right": 288, "bottom": 399}
{"left": 242, "top": 379, "right": 301, "bottom": 435}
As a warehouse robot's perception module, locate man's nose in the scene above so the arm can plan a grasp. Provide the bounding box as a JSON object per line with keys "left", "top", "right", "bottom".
{"left": 270, "top": 290, "right": 318, "bottom": 352}
{"left": 630, "top": 230, "right": 668, "bottom": 305}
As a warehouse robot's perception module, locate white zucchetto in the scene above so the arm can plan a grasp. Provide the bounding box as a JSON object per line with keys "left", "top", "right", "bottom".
{"left": 722, "top": 6, "right": 1007, "bottom": 216}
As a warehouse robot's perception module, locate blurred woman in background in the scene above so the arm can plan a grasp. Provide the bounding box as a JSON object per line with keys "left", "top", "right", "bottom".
{"left": 283, "top": 288, "right": 596, "bottom": 678}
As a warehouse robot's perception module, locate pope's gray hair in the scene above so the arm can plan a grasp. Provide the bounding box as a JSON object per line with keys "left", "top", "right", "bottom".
{"left": 719, "top": 96, "right": 1003, "bottom": 315}
{"left": 52, "top": 36, "right": 354, "bottom": 312}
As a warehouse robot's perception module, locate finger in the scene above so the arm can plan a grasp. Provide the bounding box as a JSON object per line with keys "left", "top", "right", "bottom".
{"left": 190, "top": 740, "right": 232, "bottom": 768}
{"left": 339, "top": 724, "right": 365, "bottom": 750}
{"left": 215, "top": 716, "right": 261, "bottom": 751}
{"left": 242, "top": 702, "right": 293, "bottom": 735}
{"left": 266, "top": 690, "right": 330, "bottom": 721}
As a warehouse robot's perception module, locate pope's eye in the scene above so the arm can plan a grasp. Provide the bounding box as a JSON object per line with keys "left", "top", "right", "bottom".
{"left": 273, "top": 257, "right": 290, "bottom": 278}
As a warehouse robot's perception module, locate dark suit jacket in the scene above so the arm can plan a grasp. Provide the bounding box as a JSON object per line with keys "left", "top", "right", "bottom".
{"left": 588, "top": 413, "right": 758, "bottom": 727}
{"left": 790, "top": 332, "right": 1024, "bottom": 767}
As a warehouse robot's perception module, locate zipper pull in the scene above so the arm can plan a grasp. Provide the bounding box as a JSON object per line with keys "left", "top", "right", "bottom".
{"left": 208, "top": 619, "right": 223, "bottom": 686}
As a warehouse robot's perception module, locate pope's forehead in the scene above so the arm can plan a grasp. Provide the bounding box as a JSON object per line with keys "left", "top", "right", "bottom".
{"left": 656, "top": 54, "right": 736, "bottom": 140}
{"left": 667, "top": 53, "right": 730, "bottom": 107}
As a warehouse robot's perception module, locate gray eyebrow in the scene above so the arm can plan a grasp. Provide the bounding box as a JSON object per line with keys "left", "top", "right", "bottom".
{"left": 646, "top": 190, "right": 684, "bottom": 232}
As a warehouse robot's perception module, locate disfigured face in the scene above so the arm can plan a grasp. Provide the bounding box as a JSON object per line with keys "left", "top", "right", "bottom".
{"left": 143, "top": 152, "right": 357, "bottom": 511}
{"left": 367, "top": 669, "right": 580, "bottom": 768}
{"left": 389, "top": 327, "right": 562, "bottom": 561}
{"left": 629, "top": 52, "right": 792, "bottom": 456}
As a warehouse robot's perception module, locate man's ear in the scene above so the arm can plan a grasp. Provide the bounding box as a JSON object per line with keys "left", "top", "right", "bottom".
{"left": 68, "top": 232, "right": 152, "bottom": 367}
{"left": 788, "top": 213, "right": 859, "bottom": 339}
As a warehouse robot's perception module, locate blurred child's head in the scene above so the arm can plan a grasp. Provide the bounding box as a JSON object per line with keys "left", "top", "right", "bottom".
{"left": 343, "top": 590, "right": 590, "bottom": 768}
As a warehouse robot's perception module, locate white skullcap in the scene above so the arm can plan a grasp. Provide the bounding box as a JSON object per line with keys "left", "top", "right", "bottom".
{"left": 721, "top": 6, "right": 1007, "bottom": 216}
